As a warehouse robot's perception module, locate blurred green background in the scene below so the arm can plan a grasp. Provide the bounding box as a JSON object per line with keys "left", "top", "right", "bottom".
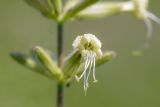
{"left": 0, "top": 0, "right": 160, "bottom": 107}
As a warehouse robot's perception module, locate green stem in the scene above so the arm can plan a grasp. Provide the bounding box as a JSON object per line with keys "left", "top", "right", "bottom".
{"left": 57, "top": 23, "right": 64, "bottom": 107}
{"left": 57, "top": 83, "right": 63, "bottom": 107}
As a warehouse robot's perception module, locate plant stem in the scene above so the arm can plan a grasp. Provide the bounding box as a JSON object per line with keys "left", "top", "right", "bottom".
{"left": 57, "top": 83, "right": 63, "bottom": 107}
{"left": 57, "top": 23, "right": 64, "bottom": 107}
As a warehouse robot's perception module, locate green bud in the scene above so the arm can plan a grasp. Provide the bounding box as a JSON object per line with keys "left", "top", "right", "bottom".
{"left": 96, "top": 51, "right": 116, "bottom": 66}
{"left": 33, "top": 46, "right": 64, "bottom": 83}
{"left": 10, "top": 52, "right": 53, "bottom": 78}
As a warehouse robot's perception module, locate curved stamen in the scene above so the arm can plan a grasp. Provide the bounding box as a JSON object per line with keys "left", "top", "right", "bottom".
{"left": 84, "top": 68, "right": 87, "bottom": 93}
{"left": 143, "top": 17, "right": 152, "bottom": 49}
{"left": 139, "top": 11, "right": 160, "bottom": 50}
{"left": 144, "top": 17, "right": 153, "bottom": 39}
{"left": 147, "top": 11, "right": 160, "bottom": 24}
{"left": 86, "top": 52, "right": 94, "bottom": 88}
{"left": 93, "top": 53, "right": 98, "bottom": 83}
{"left": 76, "top": 55, "right": 90, "bottom": 81}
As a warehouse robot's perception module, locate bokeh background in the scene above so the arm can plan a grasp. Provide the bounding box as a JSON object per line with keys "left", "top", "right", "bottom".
{"left": 0, "top": 0, "right": 160, "bottom": 107}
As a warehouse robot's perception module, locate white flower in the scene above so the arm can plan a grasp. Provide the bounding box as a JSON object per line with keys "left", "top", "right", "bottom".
{"left": 72, "top": 34, "right": 103, "bottom": 92}
{"left": 133, "top": 0, "right": 160, "bottom": 45}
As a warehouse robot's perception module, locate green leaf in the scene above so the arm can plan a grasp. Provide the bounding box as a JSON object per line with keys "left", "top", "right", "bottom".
{"left": 33, "top": 46, "right": 64, "bottom": 82}
{"left": 62, "top": 0, "right": 98, "bottom": 22}
{"left": 10, "top": 52, "right": 53, "bottom": 78}
{"left": 63, "top": 0, "right": 81, "bottom": 13}
{"left": 24, "top": 0, "right": 57, "bottom": 20}
{"left": 51, "top": 0, "right": 62, "bottom": 15}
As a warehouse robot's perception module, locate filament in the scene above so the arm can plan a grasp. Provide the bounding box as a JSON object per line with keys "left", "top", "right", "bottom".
{"left": 86, "top": 52, "right": 94, "bottom": 88}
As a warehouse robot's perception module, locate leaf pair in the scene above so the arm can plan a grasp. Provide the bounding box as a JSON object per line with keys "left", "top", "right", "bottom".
{"left": 25, "top": 0, "right": 99, "bottom": 23}
{"left": 11, "top": 46, "right": 64, "bottom": 83}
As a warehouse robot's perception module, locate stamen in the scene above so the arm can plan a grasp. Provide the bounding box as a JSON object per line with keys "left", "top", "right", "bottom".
{"left": 143, "top": 17, "right": 152, "bottom": 49}
{"left": 84, "top": 68, "right": 87, "bottom": 93}
{"left": 133, "top": 17, "right": 152, "bottom": 55}
{"left": 139, "top": 11, "right": 160, "bottom": 51}
{"left": 76, "top": 55, "right": 90, "bottom": 81}
{"left": 93, "top": 53, "right": 98, "bottom": 83}
{"left": 147, "top": 11, "right": 160, "bottom": 24}
{"left": 86, "top": 52, "right": 94, "bottom": 88}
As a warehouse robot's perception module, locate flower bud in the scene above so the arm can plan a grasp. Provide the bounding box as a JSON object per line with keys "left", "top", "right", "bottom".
{"left": 10, "top": 52, "right": 53, "bottom": 78}
{"left": 33, "top": 46, "right": 64, "bottom": 83}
